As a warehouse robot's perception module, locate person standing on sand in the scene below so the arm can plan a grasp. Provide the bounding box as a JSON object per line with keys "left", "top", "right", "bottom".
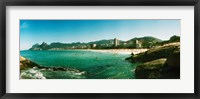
{"left": 131, "top": 52, "right": 135, "bottom": 58}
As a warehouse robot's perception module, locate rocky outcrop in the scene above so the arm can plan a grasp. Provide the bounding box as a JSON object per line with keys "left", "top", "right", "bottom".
{"left": 20, "top": 56, "right": 87, "bottom": 79}
{"left": 160, "top": 45, "right": 180, "bottom": 79}
{"left": 130, "top": 42, "right": 180, "bottom": 79}
{"left": 135, "top": 58, "right": 167, "bottom": 79}
{"left": 165, "top": 45, "right": 180, "bottom": 69}
{"left": 20, "top": 56, "right": 83, "bottom": 72}
{"left": 131, "top": 42, "right": 180, "bottom": 63}
{"left": 20, "top": 56, "right": 40, "bottom": 70}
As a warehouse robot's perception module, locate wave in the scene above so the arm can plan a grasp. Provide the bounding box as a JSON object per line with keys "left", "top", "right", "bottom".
{"left": 20, "top": 67, "right": 46, "bottom": 79}
{"left": 20, "top": 66, "right": 87, "bottom": 79}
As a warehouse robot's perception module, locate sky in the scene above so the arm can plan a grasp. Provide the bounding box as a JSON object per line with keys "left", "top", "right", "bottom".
{"left": 20, "top": 20, "right": 180, "bottom": 50}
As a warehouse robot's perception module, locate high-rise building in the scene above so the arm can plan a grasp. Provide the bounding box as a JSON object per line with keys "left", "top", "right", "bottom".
{"left": 135, "top": 39, "right": 142, "bottom": 48}
{"left": 91, "top": 44, "right": 96, "bottom": 48}
{"left": 114, "top": 38, "right": 119, "bottom": 47}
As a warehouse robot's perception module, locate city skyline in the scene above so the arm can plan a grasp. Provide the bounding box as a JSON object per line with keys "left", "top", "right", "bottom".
{"left": 20, "top": 20, "right": 181, "bottom": 50}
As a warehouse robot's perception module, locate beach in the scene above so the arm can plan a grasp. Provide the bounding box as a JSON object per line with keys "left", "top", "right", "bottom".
{"left": 89, "top": 49, "right": 148, "bottom": 55}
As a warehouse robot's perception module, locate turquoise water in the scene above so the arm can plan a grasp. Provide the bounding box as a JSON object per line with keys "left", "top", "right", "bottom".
{"left": 20, "top": 50, "right": 139, "bottom": 79}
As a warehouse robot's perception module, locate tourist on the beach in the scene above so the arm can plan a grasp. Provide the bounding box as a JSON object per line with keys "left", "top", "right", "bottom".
{"left": 131, "top": 52, "right": 135, "bottom": 57}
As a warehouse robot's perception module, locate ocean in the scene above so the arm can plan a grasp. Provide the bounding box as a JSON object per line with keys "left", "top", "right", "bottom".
{"left": 20, "top": 50, "right": 139, "bottom": 79}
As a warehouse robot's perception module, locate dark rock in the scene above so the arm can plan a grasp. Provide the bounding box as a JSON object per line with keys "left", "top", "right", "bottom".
{"left": 134, "top": 44, "right": 180, "bottom": 79}
{"left": 20, "top": 56, "right": 40, "bottom": 70}
{"left": 131, "top": 42, "right": 180, "bottom": 62}
{"left": 135, "top": 58, "right": 167, "bottom": 79}
{"left": 160, "top": 46, "right": 180, "bottom": 79}
{"left": 165, "top": 45, "right": 180, "bottom": 69}
{"left": 125, "top": 57, "right": 132, "bottom": 60}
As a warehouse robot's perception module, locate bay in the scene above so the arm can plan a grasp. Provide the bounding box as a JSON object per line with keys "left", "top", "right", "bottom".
{"left": 20, "top": 50, "right": 139, "bottom": 79}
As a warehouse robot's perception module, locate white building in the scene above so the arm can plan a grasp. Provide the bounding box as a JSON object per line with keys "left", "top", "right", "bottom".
{"left": 91, "top": 44, "right": 97, "bottom": 48}
{"left": 135, "top": 39, "right": 142, "bottom": 48}
{"left": 114, "top": 38, "right": 119, "bottom": 47}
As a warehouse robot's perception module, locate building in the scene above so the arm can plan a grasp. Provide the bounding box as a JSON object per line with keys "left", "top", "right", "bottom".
{"left": 135, "top": 39, "right": 142, "bottom": 48}
{"left": 114, "top": 38, "right": 120, "bottom": 47}
{"left": 123, "top": 42, "right": 127, "bottom": 45}
{"left": 91, "top": 44, "right": 97, "bottom": 48}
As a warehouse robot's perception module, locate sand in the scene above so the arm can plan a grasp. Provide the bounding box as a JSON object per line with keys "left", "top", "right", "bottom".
{"left": 90, "top": 49, "right": 148, "bottom": 55}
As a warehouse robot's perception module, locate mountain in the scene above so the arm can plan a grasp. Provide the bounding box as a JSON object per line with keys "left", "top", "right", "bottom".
{"left": 156, "top": 35, "right": 180, "bottom": 46}
{"left": 29, "top": 36, "right": 179, "bottom": 50}
{"left": 125, "top": 36, "right": 162, "bottom": 48}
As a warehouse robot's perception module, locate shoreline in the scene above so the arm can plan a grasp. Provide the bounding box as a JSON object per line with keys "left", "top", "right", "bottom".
{"left": 22, "top": 49, "right": 149, "bottom": 55}
{"left": 89, "top": 49, "right": 148, "bottom": 55}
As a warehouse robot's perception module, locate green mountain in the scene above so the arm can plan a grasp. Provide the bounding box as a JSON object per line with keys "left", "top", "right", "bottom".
{"left": 125, "top": 36, "right": 162, "bottom": 48}
{"left": 29, "top": 36, "right": 179, "bottom": 50}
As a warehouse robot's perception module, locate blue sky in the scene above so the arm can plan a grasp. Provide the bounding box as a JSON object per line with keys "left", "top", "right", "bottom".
{"left": 20, "top": 20, "right": 180, "bottom": 50}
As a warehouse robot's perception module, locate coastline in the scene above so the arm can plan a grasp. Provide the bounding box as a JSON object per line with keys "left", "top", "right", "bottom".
{"left": 88, "top": 49, "right": 148, "bottom": 55}
{"left": 22, "top": 49, "right": 149, "bottom": 55}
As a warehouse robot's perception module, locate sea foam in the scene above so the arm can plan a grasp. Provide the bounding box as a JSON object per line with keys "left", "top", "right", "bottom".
{"left": 20, "top": 68, "right": 46, "bottom": 79}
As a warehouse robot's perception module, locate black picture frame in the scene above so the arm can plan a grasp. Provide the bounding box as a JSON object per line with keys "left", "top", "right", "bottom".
{"left": 0, "top": 0, "right": 200, "bottom": 99}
